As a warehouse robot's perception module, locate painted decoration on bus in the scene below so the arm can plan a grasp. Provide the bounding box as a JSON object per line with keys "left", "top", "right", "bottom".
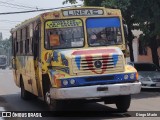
{"left": 63, "top": 9, "right": 104, "bottom": 16}
{"left": 73, "top": 48, "right": 119, "bottom": 74}
{"left": 43, "top": 47, "right": 122, "bottom": 75}
{"left": 45, "top": 19, "right": 82, "bottom": 29}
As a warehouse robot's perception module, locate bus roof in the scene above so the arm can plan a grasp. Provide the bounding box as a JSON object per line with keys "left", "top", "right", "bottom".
{"left": 11, "top": 6, "right": 121, "bottom": 33}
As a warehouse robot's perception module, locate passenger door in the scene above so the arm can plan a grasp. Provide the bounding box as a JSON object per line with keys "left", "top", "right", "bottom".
{"left": 31, "top": 22, "right": 43, "bottom": 97}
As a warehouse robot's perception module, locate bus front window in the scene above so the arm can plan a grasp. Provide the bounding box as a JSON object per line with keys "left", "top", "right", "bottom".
{"left": 86, "top": 17, "right": 122, "bottom": 46}
{"left": 45, "top": 19, "right": 84, "bottom": 49}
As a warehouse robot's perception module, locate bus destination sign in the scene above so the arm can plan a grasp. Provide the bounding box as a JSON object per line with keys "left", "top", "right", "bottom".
{"left": 63, "top": 9, "right": 104, "bottom": 16}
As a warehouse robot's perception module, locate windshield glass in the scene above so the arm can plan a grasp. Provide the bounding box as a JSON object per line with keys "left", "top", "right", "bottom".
{"left": 45, "top": 19, "right": 84, "bottom": 49}
{"left": 86, "top": 17, "right": 122, "bottom": 46}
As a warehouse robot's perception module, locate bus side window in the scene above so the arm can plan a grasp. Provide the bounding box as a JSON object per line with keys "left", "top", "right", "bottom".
{"left": 12, "top": 32, "right": 17, "bottom": 56}
{"left": 16, "top": 42, "right": 18, "bottom": 54}
{"left": 25, "top": 39, "right": 29, "bottom": 54}
{"left": 33, "top": 22, "right": 41, "bottom": 60}
{"left": 17, "top": 30, "right": 21, "bottom": 55}
{"left": 25, "top": 26, "right": 30, "bottom": 54}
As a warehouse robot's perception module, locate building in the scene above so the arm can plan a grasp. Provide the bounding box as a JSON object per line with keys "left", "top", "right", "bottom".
{"left": 131, "top": 30, "right": 160, "bottom": 65}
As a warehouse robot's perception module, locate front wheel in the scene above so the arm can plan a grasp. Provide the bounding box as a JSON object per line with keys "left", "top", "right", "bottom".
{"left": 45, "top": 91, "right": 63, "bottom": 111}
{"left": 115, "top": 95, "right": 131, "bottom": 112}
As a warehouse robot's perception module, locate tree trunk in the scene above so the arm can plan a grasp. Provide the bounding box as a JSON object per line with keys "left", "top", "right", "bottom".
{"left": 150, "top": 36, "right": 159, "bottom": 67}
{"left": 128, "top": 42, "right": 134, "bottom": 62}
{"left": 127, "top": 27, "right": 134, "bottom": 62}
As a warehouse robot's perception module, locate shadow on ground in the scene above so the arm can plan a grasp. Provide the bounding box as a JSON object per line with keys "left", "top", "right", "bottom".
{"left": 0, "top": 93, "right": 132, "bottom": 119}
{"left": 132, "top": 88, "right": 160, "bottom": 99}
{"left": 1, "top": 89, "right": 160, "bottom": 119}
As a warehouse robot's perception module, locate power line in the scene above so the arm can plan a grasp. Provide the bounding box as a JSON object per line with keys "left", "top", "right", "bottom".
{"left": 0, "top": 0, "right": 40, "bottom": 10}
{"left": 0, "top": 29, "right": 10, "bottom": 30}
{"left": 0, "top": 4, "right": 32, "bottom": 10}
{"left": 0, "top": 5, "right": 82, "bottom": 15}
{"left": 0, "top": 20, "right": 21, "bottom": 22}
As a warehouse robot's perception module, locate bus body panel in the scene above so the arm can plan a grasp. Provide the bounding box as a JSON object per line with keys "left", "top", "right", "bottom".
{"left": 15, "top": 56, "right": 39, "bottom": 96}
{"left": 11, "top": 7, "right": 141, "bottom": 111}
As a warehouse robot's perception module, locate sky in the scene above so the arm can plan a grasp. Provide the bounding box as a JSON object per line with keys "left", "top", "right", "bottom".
{"left": 0, "top": 0, "right": 83, "bottom": 39}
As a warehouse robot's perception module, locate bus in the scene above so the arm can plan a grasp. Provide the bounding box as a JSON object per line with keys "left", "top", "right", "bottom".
{"left": 11, "top": 7, "right": 141, "bottom": 112}
{"left": 0, "top": 55, "right": 7, "bottom": 69}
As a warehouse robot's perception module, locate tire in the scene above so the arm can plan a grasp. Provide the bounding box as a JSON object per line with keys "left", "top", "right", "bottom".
{"left": 20, "top": 79, "right": 33, "bottom": 100}
{"left": 115, "top": 95, "right": 131, "bottom": 112}
{"left": 44, "top": 90, "right": 64, "bottom": 111}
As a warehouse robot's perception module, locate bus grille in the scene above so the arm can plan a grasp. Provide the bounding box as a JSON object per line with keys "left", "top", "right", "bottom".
{"left": 72, "top": 55, "right": 124, "bottom": 75}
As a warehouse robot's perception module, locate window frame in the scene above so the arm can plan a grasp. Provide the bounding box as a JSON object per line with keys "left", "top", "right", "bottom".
{"left": 86, "top": 17, "right": 123, "bottom": 47}
{"left": 44, "top": 18, "right": 85, "bottom": 50}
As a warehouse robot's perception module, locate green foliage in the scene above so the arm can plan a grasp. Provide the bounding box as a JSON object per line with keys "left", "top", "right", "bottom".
{"left": 84, "top": 0, "right": 103, "bottom": 6}
{"left": 63, "top": 0, "right": 160, "bottom": 63}
{"left": 0, "top": 36, "right": 12, "bottom": 55}
{"left": 134, "top": 0, "right": 160, "bottom": 38}
{"left": 63, "top": 0, "right": 79, "bottom": 4}
{"left": 102, "top": 0, "right": 131, "bottom": 12}
{"left": 63, "top": 0, "right": 103, "bottom": 6}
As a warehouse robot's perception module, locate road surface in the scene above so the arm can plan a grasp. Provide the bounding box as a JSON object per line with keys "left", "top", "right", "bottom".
{"left": 0, "top": 69, "right": 160, "bottom": 120}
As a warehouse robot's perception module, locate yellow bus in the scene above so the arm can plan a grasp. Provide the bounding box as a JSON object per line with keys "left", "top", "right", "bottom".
{"left": 11, "top": 7, "right": 141, "bottom": 111}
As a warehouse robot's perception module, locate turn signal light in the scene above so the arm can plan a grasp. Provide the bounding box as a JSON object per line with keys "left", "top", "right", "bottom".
{"left": 136, "top": 72, "right": 139, "bottom": 81}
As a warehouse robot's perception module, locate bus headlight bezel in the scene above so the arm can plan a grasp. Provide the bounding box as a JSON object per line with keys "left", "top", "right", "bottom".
{"left": 124, "top": 74, "right": 129, "bottom": 80}
{"left": 130, "top": 73, "right": 135, "bottom": 79}
{"left": 70, "top": 79, "right": 76, "bottom": 85}
{"left": 62, "top": 80, "right": 69, "bottom": 86}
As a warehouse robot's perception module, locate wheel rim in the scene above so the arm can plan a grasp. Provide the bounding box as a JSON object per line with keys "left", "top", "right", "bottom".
{"left": 45, "top": 92, "right": 51, "bottom": 105}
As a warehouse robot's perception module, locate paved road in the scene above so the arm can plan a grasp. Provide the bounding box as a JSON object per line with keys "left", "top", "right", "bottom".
{"left": 0, "top": 69, "right": 160, "bottom": 120}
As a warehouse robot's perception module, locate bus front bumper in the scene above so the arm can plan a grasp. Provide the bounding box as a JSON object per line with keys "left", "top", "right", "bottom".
{"left": 50, "top": 82, "right": 141, "bottom": 100}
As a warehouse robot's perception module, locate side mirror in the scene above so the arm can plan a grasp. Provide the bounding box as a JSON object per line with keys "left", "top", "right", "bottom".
{"left": 124, "top": 49, "right": 130, "bottom": 57}
{"left": 127, "top": 62, "right": 134, "bottom": 67}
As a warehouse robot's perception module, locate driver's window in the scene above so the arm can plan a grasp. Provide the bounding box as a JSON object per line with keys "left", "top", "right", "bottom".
{"left": 49, "top": 31, "right": 60, "bottom": 46}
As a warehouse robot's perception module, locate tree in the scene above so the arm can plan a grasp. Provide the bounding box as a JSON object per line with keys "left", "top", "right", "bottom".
{"left": 63, "top": 0, "right": 136, "bottom": 62}
{"left": 0, "top": 36, "right": 11, "bottom": 50}
{"left": 63, "top": 0, "right": 160, "bottom": 66}
{"left": 0, "top": 36, "right": 12, "bottom": 66}
{"left": 63, "top": 0, "right": 103, "bottom": 6}
{"left": 133, "top": 0, "right": 160, "bottom": 66}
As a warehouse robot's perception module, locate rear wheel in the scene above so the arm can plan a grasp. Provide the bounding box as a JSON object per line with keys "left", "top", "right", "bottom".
{"left": 115, "top": 95, "right": 131, "bottom": 112}
{"left": 20, "top": 79, "right": 33, "bottom": 100}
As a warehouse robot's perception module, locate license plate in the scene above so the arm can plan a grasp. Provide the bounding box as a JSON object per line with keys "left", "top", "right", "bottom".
{"left": 97, "top": 87, "right": 108, "bottom": 91}
{"left": 120, "top": 86, "right": 130, "bottom": 91}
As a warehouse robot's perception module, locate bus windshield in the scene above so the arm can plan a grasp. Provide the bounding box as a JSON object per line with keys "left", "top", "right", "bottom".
{"left": 86, "top": 17, "right": 122, "bottom": 46}
{"left": 45, "top": 19, "right": 84, "bottom": 49}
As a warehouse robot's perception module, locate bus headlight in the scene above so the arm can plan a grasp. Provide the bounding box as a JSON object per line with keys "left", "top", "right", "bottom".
{"left": 130, "top": 73, "right": 135, "bottom": 79}
{"left": 124, "top": 74, "right": 129, "bottom": 80}
{"left": 62, "top": 80, "right": 68, "bottom": 86}
{"left": 70, "top": 79, "right": 76, "bottom": 85}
